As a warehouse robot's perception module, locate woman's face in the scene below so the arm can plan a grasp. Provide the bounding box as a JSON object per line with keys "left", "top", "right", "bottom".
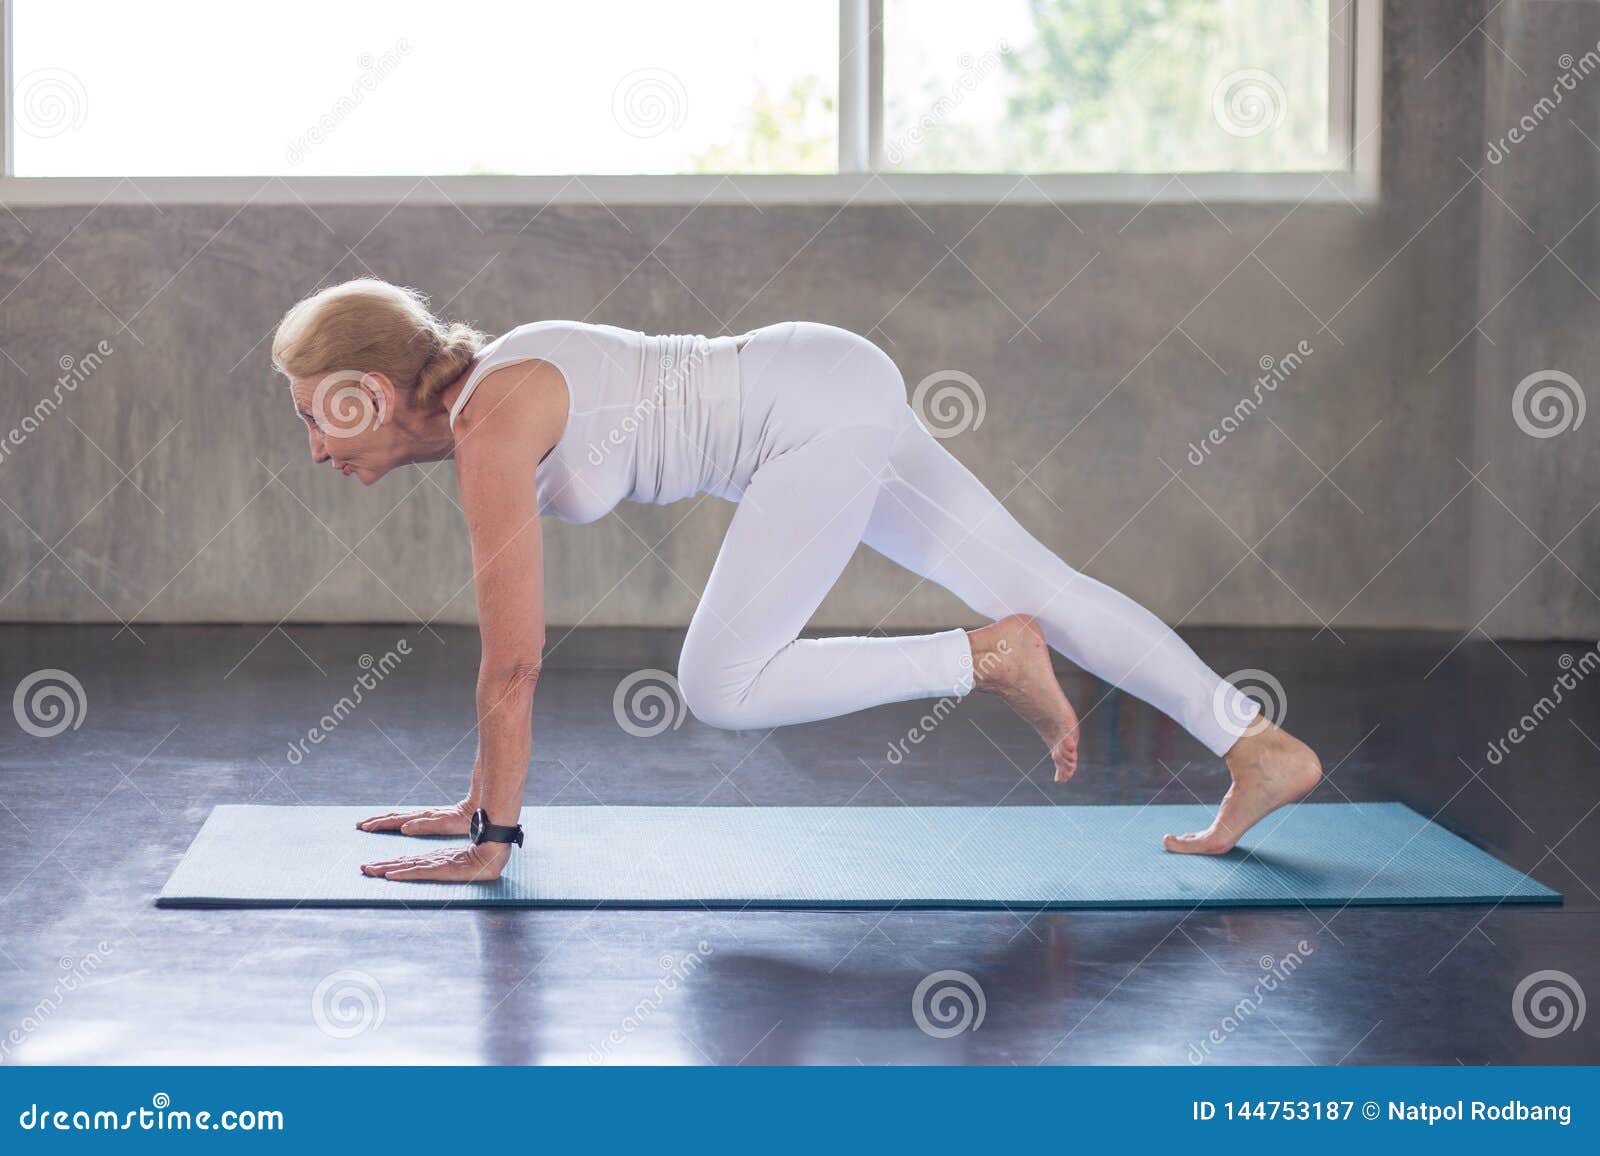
{"left": 289, "top": 371, "right": 402, "bottom": 486}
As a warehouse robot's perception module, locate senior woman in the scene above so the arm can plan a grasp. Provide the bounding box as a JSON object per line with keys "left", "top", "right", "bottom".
{"left": 271, "top": 279, "right": 1321, "bottom": 883}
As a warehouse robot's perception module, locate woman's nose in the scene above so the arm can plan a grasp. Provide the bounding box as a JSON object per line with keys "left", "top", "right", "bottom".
{"left": 308, "top": 428, "right": 330, "bottom": 463}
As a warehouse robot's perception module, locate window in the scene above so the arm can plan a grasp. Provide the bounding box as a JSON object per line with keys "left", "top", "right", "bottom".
{"left": 883, "top": 0, "right": 1337, "bottom": 173}
{"left": 0, "top": 0, "right": 1378, "bottom": 202}
{"left": 8, "top": 0, "right": 839, "bottom": 176}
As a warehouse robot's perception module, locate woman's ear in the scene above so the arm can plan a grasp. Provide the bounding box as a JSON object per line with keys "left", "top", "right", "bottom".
{"left": 312, "top": 370, "right": 385, "bottom": 439}
{"left": 364, "top": 372, "right": 397, "bottom": 431}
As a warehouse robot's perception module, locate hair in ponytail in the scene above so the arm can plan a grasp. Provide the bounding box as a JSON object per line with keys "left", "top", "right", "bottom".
{"left": 271, "top": 278, "right": 487, "bottom": 406}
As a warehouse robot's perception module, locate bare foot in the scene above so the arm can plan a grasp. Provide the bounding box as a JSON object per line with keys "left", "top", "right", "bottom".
{"left": 1163, "top": 720, "right": 1322, "bottom": 855}
{"left": 968, "top": 615, "right": 1080, "bottom": 782}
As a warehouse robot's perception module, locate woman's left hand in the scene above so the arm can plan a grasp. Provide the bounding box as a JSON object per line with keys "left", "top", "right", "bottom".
{"left": 360, "top": 841, "right": 512, "bottom": 883}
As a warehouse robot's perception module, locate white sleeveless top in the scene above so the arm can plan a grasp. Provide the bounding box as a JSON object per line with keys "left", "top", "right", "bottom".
{"left": 448, "top": 321, "right": 750, "bottom": 524}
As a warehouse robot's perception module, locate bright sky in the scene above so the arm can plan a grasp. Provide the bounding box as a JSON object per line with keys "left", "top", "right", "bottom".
{"left": 11, "top": 0, "right": 841, "bottom": 175}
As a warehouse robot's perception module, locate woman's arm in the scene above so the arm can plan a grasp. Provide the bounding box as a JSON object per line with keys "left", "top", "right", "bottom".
{"left": 360, "top": 361, "right": 567, "bottom": 882}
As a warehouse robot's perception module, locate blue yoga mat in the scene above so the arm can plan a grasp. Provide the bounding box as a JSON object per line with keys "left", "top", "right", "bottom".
{"left": 156, "top": 802, "right": 1558, "bottom": 909}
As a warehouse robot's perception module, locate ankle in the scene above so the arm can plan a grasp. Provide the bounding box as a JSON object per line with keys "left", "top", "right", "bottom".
{"left": 967, "top": 630, "right": 996, "bottom": 690}
{"left": 1225, "top": 722, "right": 1322, "bottom": 781}
{"left": 967, "top": 624, "right": 1016, "bottom": 690}
{"left": 1224, "top": 718, "right": 1275, "bottom": 766}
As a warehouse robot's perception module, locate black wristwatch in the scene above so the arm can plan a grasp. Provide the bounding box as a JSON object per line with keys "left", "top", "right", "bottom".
{"left": 470, "top": 808, "right": 524, "bottom": 848}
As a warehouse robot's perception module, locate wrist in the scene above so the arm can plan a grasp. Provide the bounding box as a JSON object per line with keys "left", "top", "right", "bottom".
{"left": 469, "top": 806, "right": 525, "bottom": 848}
{"left": 474, "top": 840, "right": 512, "bottom": 864}
{"left": 476, "top": 795, "right": 523, "bottom": 827}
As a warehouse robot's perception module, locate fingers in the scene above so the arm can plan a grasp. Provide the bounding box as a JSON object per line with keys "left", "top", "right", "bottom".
{"left": 357, "top": 809, "right": 438, "bottom": 832}
{"left": 387, "top": 862, "right": 469, "bottom": 881}
{"left": 381, "top": 853, "right": 502, "bottom": 883}
{"left": 361, "top": 846, "right": 507, "bottom": 882}
{"left": 361, "top": 852, "right": 450, "bottom": 876}
{"left": 360, "top": 855, "right": 419, "bottom": 871}
{"left": 357, "top": 807, "right": 464, "bottom": 834}
{"left": 399, "top": 812, "right": 468, "bottom": 836}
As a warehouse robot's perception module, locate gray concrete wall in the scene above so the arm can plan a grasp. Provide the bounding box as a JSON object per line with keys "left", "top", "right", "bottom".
{"left": 0, "top": 1, "right": 1593, "bottom": 637}
{"left": 1468, "top": 0, "right": 1600, "bottom": 638}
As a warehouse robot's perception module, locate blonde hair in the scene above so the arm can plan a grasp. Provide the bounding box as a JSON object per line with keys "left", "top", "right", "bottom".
{"left": 271, "top": 279, "right": 487, "bottom": 407}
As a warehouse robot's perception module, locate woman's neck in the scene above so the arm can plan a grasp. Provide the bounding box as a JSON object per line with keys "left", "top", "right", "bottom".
{"left": 434, "top": 366, "right": 469, "bottom": 424}
{"left": 409, "top": 357, "right": 478, "bottom": 462}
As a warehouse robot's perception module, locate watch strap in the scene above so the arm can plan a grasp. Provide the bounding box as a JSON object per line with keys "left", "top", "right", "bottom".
{"left": 471, "top": 808, "right": 525, "bottom": 847}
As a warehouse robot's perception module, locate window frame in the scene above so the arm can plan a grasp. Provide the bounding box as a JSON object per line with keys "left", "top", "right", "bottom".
{"left": 0, "top": 0, "right": 1380, "bottom": 205}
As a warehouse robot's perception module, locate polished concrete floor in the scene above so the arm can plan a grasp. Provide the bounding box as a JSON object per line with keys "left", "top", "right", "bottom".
{"left": 0, "top": 623, "right": 1595, "bottom": 1065}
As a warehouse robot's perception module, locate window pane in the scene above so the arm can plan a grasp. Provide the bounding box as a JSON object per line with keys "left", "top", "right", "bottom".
{"left": 12, "top": 0, "right": 837, "bottom": 176}
{"left": 884, "top": 0, "right": 1332, "bottom": 173}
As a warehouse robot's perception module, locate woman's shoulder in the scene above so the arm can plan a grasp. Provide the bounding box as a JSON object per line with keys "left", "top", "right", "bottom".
{"left": 492, "top": 319, "right": 636, "bottom": 353}
{"left": 471, "top": 320, "right": 638, "bottom": 391}
{"left": 451, "top": 319, "right": 641, "bottom": 431}
{"left": 449, "top": 323, "right": 590, "bottom": 434}
{"left": 451, "top": 355, "right": 568, "bottom": 449}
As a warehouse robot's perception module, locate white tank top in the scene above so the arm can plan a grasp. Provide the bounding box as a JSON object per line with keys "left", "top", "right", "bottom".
{"left": 447, "top": 320, "right": 750, "bottom": 524}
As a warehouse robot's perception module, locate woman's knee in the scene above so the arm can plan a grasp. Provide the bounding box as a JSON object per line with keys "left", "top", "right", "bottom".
{"left": 676, "top": 644, "right": 759, "bottom": 731}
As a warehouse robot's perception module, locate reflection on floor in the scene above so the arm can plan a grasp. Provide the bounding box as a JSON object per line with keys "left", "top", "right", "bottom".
{"left": 0, "top": 624, "right": 1595, "bottom": 1065}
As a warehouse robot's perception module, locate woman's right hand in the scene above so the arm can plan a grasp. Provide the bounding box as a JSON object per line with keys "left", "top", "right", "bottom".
{"left": 356, "top": 800, "right": 473, "bottom": 836}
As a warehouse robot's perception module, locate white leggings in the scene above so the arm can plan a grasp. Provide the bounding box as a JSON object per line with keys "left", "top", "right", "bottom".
{"left": 675, "top": 323, "right": 1258, "bottom": 757}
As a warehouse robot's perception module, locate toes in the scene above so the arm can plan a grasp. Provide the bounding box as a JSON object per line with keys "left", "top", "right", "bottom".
{"left": 1056, "top": 726, "right": 1079, "bottom": 782}
{"left": 1163, "top": 830, "right": 1231, "bottom": 855}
